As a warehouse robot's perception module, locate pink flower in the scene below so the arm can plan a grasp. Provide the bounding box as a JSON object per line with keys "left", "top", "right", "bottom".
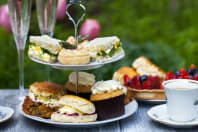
{"left": 0, "top": 4, "right": 11, "bottom": 32}
{"left": 80, "top": 19, "right": 101, "bottom": 40}
{"left": 56, "top": 0, "right": 67, "bottom": 20}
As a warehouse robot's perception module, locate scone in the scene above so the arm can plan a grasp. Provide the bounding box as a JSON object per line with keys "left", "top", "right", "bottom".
{"left": 51, "top": 95, "right": 97, "bottom": 123}
{"left": 58, "top": 48, "right": 90, "bottom": 65}
{"left": 23, "top": 82, "right": 66, "bottom": 118}
{"left": 65, "top": 72, "right": 95, "bottom": 99}
{"left": 90, "top": 80, "right": 127, "bottom": 120}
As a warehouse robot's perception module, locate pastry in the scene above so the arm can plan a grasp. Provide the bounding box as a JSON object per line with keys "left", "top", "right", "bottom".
{"left": 22, "top": 82, "right": 66, "bottom": 118}
{"left": 132, "top": 56, "right": 166, "bottom": 80}
{"left": 65, "top": 72, "right": 95, "bottom": 99}
{"left": 28, "top": 35, "right": 62, "bottom": 63}
{"left": 113, "top": 67, "right": 139, "bottom": 85}
{"left": 51, "top": 95, "right": 97, "bottom": 123}
{"left": 84, "top": 36, "right": 124, "bottom": 62}
{"left": 90, "top": 80, "right": 127, "bottom": 120}
{"left": 58, "top": 48, "right": 90, "bottom": 65}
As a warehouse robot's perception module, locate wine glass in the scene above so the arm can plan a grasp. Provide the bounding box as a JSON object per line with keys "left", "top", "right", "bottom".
{"left": 36, "top": 0, "right": 58, "bottom": 81}
{"left": 6, "top": 0, "right": 32, "bottom": 104}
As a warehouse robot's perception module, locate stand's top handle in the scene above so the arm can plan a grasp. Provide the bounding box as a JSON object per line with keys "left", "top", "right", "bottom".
{"left": 66, "top": 0, "right": 86, "bottom": 45}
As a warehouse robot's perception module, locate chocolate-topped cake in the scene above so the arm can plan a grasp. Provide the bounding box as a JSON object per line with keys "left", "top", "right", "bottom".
{"left": 90, "top": 80, "right": 127, "bottom": 120}
{"left": 65, "top": 72, "right": 95, "bottom": 99}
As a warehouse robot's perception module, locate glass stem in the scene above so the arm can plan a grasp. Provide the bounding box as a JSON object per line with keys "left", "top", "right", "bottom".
{"left": 18, "top": 48, "right": 24, "bottom": 97}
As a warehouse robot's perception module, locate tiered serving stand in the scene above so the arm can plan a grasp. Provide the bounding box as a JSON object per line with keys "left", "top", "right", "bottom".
{"left": 21, "top": 0, "right": 138, "bottom": 128}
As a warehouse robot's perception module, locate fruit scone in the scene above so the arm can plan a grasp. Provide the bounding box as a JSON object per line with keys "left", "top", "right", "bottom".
{"left": 113, "top": 56, "right": 166, "bottom": 101}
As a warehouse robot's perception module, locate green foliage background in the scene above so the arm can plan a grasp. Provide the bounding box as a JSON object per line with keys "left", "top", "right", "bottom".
{"left": 0, "top": 0, "right": 197, "bottom": 88}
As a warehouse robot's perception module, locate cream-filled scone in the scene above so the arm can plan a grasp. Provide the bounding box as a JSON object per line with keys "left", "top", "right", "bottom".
{"left": 28, "top": 35, "right": 62, "bottom": 63}
{"left": 90, "top": 80, "right": 126, "bottom": 120}
{"left": 51, "top": 95, "right": 97, "bottom": 123}
{"left": 58, "top": 48, "right": 90, "bottom": 65}
{"left": 84, "top": 36, "right": 124, "bottom": 62}
{"left": 65, "top": 72, "right": 95, "bottom": 99}
{"left": 23, "top": 82, "right": 66, "bottom": 118}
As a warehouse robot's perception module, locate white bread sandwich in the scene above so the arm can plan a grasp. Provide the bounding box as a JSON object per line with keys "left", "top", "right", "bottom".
{"left": 132, "top": 56, "right": 166, "bottom": 80}
{"left": 84, "top": 36, "right": 124, "bottom": 62}
{"left": 51, "top": 95, "right": 97, "bottom": 123}
{"left": 28, "top": 35, "right": 62, "bottom": 63}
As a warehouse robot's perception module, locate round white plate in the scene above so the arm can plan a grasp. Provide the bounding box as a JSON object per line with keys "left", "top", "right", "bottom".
{"left": 136, "top": 99, "right": 166, "bottom": 104}
{"left": 29, "top": 52, "right": 125, "bottom": 70}
{"left": 0, "top": 106, "right": 14, "bottom": 123}
{"left": 147, "top": 104, "right": 198, "bottom": 128}
{"left": 20, "top": 100, "right": 138, "bottom": 128}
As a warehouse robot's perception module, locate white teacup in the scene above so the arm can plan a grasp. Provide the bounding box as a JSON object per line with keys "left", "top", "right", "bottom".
{"left": 163, "top": 79, "right": 198, "bottom": 122}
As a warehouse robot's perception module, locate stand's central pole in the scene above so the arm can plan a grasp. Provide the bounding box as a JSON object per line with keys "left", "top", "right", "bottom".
{"left": 75, "top": 71, "right": 79, "bottom": 95}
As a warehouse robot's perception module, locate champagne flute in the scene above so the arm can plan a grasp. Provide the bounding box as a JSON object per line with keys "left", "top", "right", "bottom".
{"left": 6, "top": 0, "right": 32, "bottom": 104}
{"left": 36, "top": 0, "right": 58, "bottom": 81}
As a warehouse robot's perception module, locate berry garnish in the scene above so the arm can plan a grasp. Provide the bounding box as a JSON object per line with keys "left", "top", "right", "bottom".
{"left": 140, "top": 75, "right": 148, "bottom": 84}
{"left": 142, "top": 76, "right": 153, "bottom": 89}
{"left": 160, "top": 81, "right": 164, "bottom": 90}
{"left": 165, "top": 72, "right": 176, "bottom": 80}
{"left": 193, "top": 75, "right": 198, "bottom": 81}
{"left": 124, "top": 75, "right": 130, "bottom": 86}
{"left": 175, "top": 70, "right": 180, "bottom": 76}
{"left": 179, "top": 68, "right": 189, "bottom": 76}
{"left": 190, "top": 64, "right": 196, "bottom": 69}
{"left": 183, "top": 76, "right": 190, "bottom": 79}
{"left": 130, "top": 76, "right": 142, "bottom": 89}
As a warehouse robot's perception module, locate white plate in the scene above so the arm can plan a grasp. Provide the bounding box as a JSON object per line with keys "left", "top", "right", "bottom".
{"left": 136, "top": 99, "right": 166, "bottom": 104}
{"left": 20, "top": 100, "right": 138, "bottom": 128}
{"left": 29, "top": 52, "right": 125, "bottom": 70}
{"left": 0, "top": 106, "right": 14, "bottom": 123}
{"left": 147, "top": 104, "right": 198, "bottom": 128}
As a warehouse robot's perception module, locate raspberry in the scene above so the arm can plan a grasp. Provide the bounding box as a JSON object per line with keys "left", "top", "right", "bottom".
{"left": 179, "top": 68, "right": 188, "bottom": 76}
{"left": 160, "top": 81, "right": 164, "bottom": 90}
{"left": 193, "top": 75, "right": 198, "bottom": 81}
{"left": 142, "top": 76, "right": 153, "bottom": 89}
{"left": 124, "top": 75, "right": 130, "bottom": 86}
{"left": 130, "top": 76, "right": 142, "bottom": 89}
{"left": 165, "top": 72, "right": 176, "bottom": 80}
{"left": 183, "top": 76, "right": 190, "bottom": 79}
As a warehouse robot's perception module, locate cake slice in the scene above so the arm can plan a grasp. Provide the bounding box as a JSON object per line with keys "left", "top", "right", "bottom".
{"left": 132, "top": 56, "right": 166, "bottom": 80}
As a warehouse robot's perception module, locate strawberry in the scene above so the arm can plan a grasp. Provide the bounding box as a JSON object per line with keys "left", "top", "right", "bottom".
{"left": 150, "top": 76, "right": 161, "bottom": 89}
{"left": 124, "top": 75, "right": 130, "bottom": 87}
{"left": 130, "top": 76, "right": 142, "bottom": 89}
{"left": 142, "top": 76, "right": 153, "bottom": 89}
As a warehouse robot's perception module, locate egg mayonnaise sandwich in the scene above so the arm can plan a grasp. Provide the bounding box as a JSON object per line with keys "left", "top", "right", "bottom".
{"left": 84, "top": 36, "right": 124, "bottom": 62}
{"left": 28, "top": 35, "right": 62, "bottom": 63}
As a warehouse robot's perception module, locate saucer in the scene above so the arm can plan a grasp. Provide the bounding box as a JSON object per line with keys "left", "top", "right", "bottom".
{"left": 147, "top": 104, "right": 198, "bottom": 128}
{"left": 0, "top": 106, "right": 14, "bottom": 123}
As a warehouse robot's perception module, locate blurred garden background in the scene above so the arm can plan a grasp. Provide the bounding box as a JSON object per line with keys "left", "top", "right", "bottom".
{"left": 0, "top": 0, "right": 197, "bottom": 88}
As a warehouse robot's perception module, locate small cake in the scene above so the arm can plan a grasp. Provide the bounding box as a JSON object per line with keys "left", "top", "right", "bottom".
{"left": 51, "top": 95, "right": 97, "bottom": 123}
{"left": 65, "top": 72, "right": 95, "bottom": 99}
{"left": 58, "top": 48, "right": 90, "bottom": 65}
{"left": 90, "top": 80, "right": 127, "bottom": 120}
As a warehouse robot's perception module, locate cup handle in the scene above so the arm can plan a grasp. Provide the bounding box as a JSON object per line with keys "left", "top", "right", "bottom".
{"left": 194, "top": 99, "right": 198, "bottom": 105}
